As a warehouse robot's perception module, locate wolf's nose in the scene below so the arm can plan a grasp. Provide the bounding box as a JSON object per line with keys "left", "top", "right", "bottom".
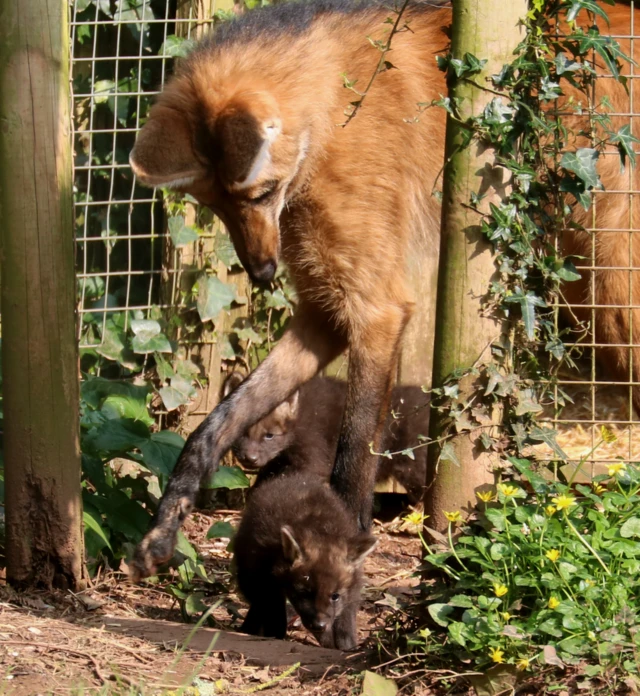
{"left": 311, "top": 619, "right": 327, "bottom": 632}
{"left": 251, "top": 259, "right": 276, "bottom": 283}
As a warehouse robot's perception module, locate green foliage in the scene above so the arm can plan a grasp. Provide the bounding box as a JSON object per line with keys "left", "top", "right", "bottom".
{"left": 414, "top": 458, "right": 640, "bottom": 679}
{"left": 426, "top": 0, "right": 636, "bottom": 467}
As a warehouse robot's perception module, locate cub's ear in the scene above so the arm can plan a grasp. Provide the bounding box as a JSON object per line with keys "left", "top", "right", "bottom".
{"left": 216, "top": 93, "right": 281, "bottom": 187}
{"left": 281, "top": 525, "right": 303, "bottom": 564}
{"left": 222, "top": 371, "right": 246, "bottom": 399}
{"left": 348, "top": 533, "right": 378, "bottom": 566}
{"left": 130, "top": 105, "right": 207, "bottom": 188}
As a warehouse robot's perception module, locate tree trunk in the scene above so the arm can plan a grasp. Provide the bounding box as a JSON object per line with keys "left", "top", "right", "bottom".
{"left": 0, "top": 0, "right": 85, "bottom": 589}
{"left": 425, "top": 0, "right": 527, "bottom": 531}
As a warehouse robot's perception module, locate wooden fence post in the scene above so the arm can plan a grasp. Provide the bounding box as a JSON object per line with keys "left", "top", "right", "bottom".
{"left": 425, "top": 0, "right": 527, "bottom": 531}
{"left": 0, "top": 0, "right": 85, "bottom": 588}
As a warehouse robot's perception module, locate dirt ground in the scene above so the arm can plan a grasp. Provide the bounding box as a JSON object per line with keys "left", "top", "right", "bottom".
{"left": 0, "top": 502, "right": 445, "bottom": 696}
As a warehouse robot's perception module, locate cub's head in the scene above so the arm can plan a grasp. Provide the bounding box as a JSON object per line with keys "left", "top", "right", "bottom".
{"left": 129, "top": 67, "right": 311, "bottom": 283}
{"left": 278, "top": 525, "right": 377, "bottom": 649}
{"left": 222, "top": 372, "right": 300, "bottom": 469}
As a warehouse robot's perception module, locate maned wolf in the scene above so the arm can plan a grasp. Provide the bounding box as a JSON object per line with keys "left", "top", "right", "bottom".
{"left": 224, "top": 373, "right": 430, "bottom": 503}
{"left": 234, "top": 472, "right": 377, "bottom": 650}
{"left": 129, "top": 0, "right": 640, "bottom": 580}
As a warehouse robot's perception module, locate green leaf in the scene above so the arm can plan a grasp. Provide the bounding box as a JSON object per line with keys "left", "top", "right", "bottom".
{"left": 82, "top": 418, "right": 150, "bottom": 455}
{"left": 159, "top": 375, "right": 197, "bottom": 411}
{"left": 96, "top": 318, "right": 138, "bottom": 369}
{"left": 101, "top": 394, "right": 153, "bottom": 426}
{"left": 612, "top": 124, "right": 640, "bottom": 170}
{"left": 130, "top": 319, "right": 172, "bottom": 354}
{"left": 361, "top": 671, "right": 398, "bottom": 696}
{"left": 83, "top": 508, "right": 113, "bottom": 554}
{"left": 138, "top": 430, "right": 185, "bottom": 479}
{"left": 528, "top": 426, "right": 568, "bottom": 460}
{"left": 215, "top": 231, "right": 242, "bottom": 268}
{"left": 439, "top": 442, "right": 460, "bottom": 467}
{"left": 621, "top": 517, "right": 640, "bottom": 539}
{"left": 448, "top": 622, "right": 468, "bottom": 647}
{"left": 196, "top": 275, "right": 237, "bottom": 322}
{"left": 176, "top": 530, "right": 198, "bottom": 561}
{"left": 205, "top": 466, "right": 251, "bottom": 490}
{"left": 484, "top": 508, "right": 507, "bottom": 531}
{"left": 560, "top": 148, "right": 601, "bottom": 190}
{"left": 207, "top": 521, "right": 236, "bottom": 540}
{"left": 449, "top": 595, "right": 475, "bottom": 609}
{"left": 567, "top": 1, "right": 610, "bottom": 25}
{"left": 159, "top": 35, "right": 195, "bottom": 58}
{"left": 168, "top": 215, "right": 199, "bottom": 247}
{"left": 428, "top": 603, "right": 454, "bottom": 627}
{"left": 503, "top": 289, "right": 546, "bottom": 340}
{"left": 81, "top": 377, "right": 151, "bottom": 412}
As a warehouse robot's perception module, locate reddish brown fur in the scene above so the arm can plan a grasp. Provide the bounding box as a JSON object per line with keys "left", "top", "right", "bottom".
{"left": 129, "top": 1, "right": 640, "bottom": 581}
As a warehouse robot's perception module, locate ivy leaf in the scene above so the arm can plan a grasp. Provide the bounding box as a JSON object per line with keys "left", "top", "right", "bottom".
{"left": 138, "top": 431, "right": 185, "bottom": 479}
{"left": 159, "top": 375, "right": 197, "bottom": 411}
{"left": 196, "top": 275, "right": 237, "bottom": 323}
{"left": 82, "top": 418, "right": 150, "bottom": 455}
{"left": 439, "top": 442, "right": 460, "bottom": 467}
{"left": 83, "top": 508, "right": 113, "bottom": 554}
{"left": 159, "top": 35, "right": 195, "bottom": 58}
{"left": 528, "top": 426, "right": 568, "bottom": 460}
{"left": 207, "top": 521, "right": 236, "bottom": 539}
{"left": 560, "top": 148, "right": 601, "bottom": 190}
{"left": 215, "top": 231, "right": 242, "bottom": 268}
{"left": 554, "top": 53, "right": 582, "bottom": 75}
{"left": 131, "top": 319, "right": 172, "bottom": 354}
{"left": 205, "top": 466, "right": 251, "bottom": 490}
{"left": 575, "top": 30, "right": 623, "bottom": 81}
{"left": 556, "top": 259, "right": 582, "bottom": 282}
{"left": 168, "top": 216, "right": 199, "bottom": 248}
{"left": 611, "top": 124, "right": 640, "bottom": 171}
{"left": 504, "top": 289, "right": 546, "bottom": 340}
{"left": 567, "top": 0, "right": 611, "bottom": 24}
{"left": 96, "top": 318, "right": 138, "bottom": 369}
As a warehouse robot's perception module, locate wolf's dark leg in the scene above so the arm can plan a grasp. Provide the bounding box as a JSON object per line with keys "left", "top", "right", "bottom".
{"left": 131, "top": 305, "right": 346, "bottom": 581}
{"left": 331, "top": 303, "right": 412, "bottom": 532}
{"left": 241, "top": 591, "right": 287, "bottom": 639}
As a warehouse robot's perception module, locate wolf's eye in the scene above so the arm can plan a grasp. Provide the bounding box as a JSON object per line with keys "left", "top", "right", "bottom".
{"left": 264, "top": 432, "right": 274, "bottom": 441}
{"left": 248, "top": 181, "right": 278, "bottom": 205}
{"left": 330, "top": 592, "right": 341, "bottom": 603}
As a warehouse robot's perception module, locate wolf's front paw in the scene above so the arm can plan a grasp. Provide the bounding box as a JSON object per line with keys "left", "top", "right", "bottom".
{"left": 129, "top": 528, "right": 177, "bottom": 583}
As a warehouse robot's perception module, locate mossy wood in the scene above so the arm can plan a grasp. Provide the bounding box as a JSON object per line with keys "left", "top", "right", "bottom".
{"left": 0, "top": 0, "right": 85, "bottom": 588}
{"left": 425, "top": 0, "right": 528, "bottom": 531}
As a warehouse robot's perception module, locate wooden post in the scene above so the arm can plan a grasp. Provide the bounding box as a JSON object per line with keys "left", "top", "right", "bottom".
{"left": 0, "top": 0, "right": 85, "bottom": 588}
{"left": 425, "top": 0, "right": 527, "bottom": 531}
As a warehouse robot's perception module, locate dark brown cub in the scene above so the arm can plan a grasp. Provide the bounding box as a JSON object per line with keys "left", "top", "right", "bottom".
{"left": 233, "top": 472, "right": 376, "bottom": 650}
{"left": 225, "top": 374, "right": 430, "bottom": 503}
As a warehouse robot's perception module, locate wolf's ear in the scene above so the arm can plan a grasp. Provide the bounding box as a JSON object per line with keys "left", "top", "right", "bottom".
{"left": 216, "top": 94, "right": 281, "bottom": 187}
{"left": 130, "top": 105, "right": 207, "bottom": 188}
{"left": 349, "top": 533, "right": 378, "bottom": 566}
{"left": 281, "top": 526, "right": 303, "bottom": 564}
{"left": 222, "top": 371, "right": 246, "bottom": 399}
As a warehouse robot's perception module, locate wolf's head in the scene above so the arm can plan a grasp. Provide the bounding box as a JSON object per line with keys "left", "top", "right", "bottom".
{"left": 129, "top": 68, "right": 312, "bottom": 283}
{"left": 278, "top": 525, "right": 377, "bottom": 648}
{"left": 222, "top": 372, "right": 299, "bottom": 469}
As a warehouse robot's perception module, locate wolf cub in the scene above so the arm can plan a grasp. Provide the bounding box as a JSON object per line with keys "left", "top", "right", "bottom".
{"left": 234, "top": 472, "right": 376, "bottom": 650}
{"left": 225, "top": 374, "right": 429, "bottom": 503}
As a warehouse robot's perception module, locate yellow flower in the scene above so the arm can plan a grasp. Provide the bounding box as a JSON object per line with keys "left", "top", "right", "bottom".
{"left": 607, "top": 461, "right": 627, "bottom": 477}
{"left": 476, "top": 490, "right": 495, "bottom": 503}
{"left": 404, "top": 510, "right": 426, "bottom": 527}
{"left": 489, "top": 647, "right": 505, "bottom": 664}
{"left": 545, "top": 549, "right": 560, "bottom": 562}
{"left": 548, "top": 596, "right": 560, "bottom": 610}
{"left": 600, "top": 425, "right": 617, "bottom": 444}
{"left": 545, "top": 505, "right": 556, "bottom": 516}
{"left": 493, "top": 583, "right": 508, "bottom": 598}
{"left": 501, "top": 612, "right": 511, "bottom": 621}
{"left": 593, "top": 483, "right": 606, "bottom": 495}
{"left": 551, "top": 495, "right": 576, "bottom": 511}
{"left": 498, "top": 483, "right": 519, "bottom": 498}
{"left": 444, "top": 510, "right": 461, "bottom": 523}
{"left": 516, "top": 658, "right": 530, "bottom": 671}
{"left": 419, "top": 627, "right": 432, "bottom": 639}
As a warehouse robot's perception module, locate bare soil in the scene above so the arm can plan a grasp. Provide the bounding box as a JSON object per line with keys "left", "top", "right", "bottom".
{"left": 1, "top": 504, "right": 445, "bottom": 696}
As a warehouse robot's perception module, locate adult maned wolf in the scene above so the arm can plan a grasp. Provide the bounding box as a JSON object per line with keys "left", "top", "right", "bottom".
{"left": 129, "top": 0, "right": 640, "bottom": 580}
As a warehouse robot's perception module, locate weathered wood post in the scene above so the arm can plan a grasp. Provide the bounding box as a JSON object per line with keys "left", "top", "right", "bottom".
{"left": 425, "top": 0, "right": 527, "bottom": 530}
{"left": 0, "top": 0, "right": 85, "bottom": 588}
